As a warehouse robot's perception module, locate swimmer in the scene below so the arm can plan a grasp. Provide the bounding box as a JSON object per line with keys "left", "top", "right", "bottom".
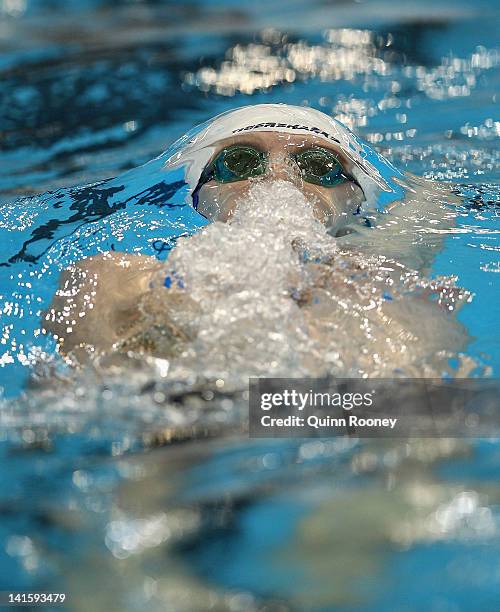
{"left": 42, "top": 104, "right": 470, "bottom": 376}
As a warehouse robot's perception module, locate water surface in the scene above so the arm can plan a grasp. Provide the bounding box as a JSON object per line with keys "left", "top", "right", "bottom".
{"left": 0, "top": 1, "right": 499, "bottom": 610}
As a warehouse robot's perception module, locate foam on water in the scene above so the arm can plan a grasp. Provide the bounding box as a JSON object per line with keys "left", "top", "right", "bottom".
{"left": 129, "top": 178, "right": 473, "bottom": 384}
{"left": 0, "top": 173, "right": 483, "bottom": 442}
{"left": 158, "top": 180, "right": 335, "bottom": 379}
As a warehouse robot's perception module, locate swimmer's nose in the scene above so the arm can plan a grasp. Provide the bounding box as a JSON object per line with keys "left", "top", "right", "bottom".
{"left": 265, "top": 154, "right": 303, "bottom": 187}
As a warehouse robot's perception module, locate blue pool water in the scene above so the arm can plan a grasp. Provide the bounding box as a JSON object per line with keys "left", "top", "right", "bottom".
{"left": 0, "top": 1, "right": 499, "bottom": 610}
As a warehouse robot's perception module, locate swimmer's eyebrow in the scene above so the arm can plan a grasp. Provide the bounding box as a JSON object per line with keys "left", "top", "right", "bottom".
{"left": 207, "top": 138, "right": 267, "bottom": 155}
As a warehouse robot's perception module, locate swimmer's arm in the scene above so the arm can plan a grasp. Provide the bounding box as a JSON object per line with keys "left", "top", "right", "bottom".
{"left": 43, "top": 252, "right": 164, "bottom": 360}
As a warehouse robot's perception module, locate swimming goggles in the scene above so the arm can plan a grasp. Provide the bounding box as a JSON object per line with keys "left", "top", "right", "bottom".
{"left": 203, "top": 145, "right": 348, "bottom": 188}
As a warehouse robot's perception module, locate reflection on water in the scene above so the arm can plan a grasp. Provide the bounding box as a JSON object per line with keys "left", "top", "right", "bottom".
{"left": 0, "top": 1, "right": 499, "bottom": 610}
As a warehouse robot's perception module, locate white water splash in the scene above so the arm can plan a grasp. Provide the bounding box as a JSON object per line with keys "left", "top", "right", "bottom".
{"left": 139, "top": 179, "right": 472, "bottom": 383}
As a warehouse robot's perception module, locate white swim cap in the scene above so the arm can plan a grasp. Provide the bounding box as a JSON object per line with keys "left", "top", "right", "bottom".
{"left": 162, "top": 104, "right": 406, "bottom": 210}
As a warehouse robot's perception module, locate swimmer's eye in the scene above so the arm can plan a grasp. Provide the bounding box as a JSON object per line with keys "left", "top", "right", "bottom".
{"left": 293, "top": 148, "right": 346, "bottom": 187}
{"left": 211, "top": 145, "right": 267, "bottom": 183}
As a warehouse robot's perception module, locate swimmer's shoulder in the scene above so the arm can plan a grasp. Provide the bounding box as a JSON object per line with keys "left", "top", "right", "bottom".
{"left": 44, "top": 251, "right": 165, "bottom": 359}
{"left": 72, "top": 251, "right": 161, "bottom": 273}
{"left": 50, "top": 251, "right": 163, "bottom": 322}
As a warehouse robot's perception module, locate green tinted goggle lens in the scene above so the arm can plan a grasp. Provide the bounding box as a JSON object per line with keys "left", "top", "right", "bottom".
{"left": 293, "top": 148, "right": 344, "bottom": 187}
{"left": 210, "top": 145, "right": 345, "bottom": 187}
{"left": 212, "top": 146, "right": 267, "bottom": 183}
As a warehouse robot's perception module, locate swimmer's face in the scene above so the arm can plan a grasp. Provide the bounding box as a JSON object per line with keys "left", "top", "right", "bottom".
{"left": 194, "top": 132, "right": 365, "bottom": 231}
